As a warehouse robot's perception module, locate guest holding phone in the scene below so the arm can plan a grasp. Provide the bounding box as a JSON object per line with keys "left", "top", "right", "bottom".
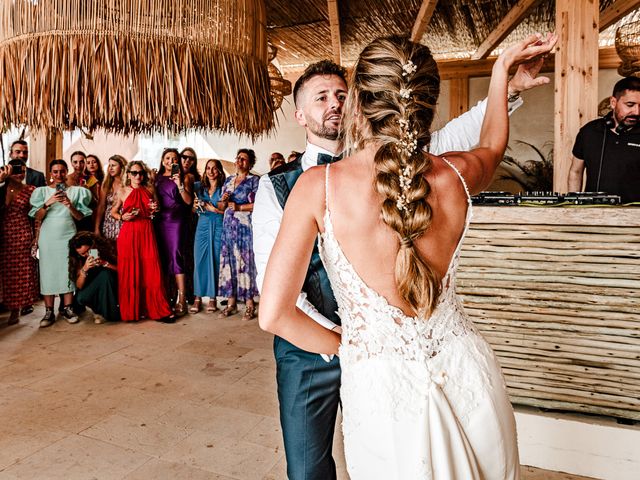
{"left": 111, "top": 161, "right": 174, "bottom": 322}
{"left": 191, "top": 159, "right": 226, "bottom": 313}
{"left": 0, "top": 161, "right": 39, "bottom": 325}
{"left": 68, "top": 231, "right": 119, "bottom": 323}
{"left": 29, "top": 159, "right": 92, "bottom": 328}
{"left": 155, "top": 148, "right": 193, "bottom": 316}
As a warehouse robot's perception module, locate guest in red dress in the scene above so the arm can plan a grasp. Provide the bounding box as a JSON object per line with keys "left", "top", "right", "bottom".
{"left": 110, "top": 161, "right": 174, "bottom": 323}
{"left": 0, "top": 160, "right": 40, "bottom": 325}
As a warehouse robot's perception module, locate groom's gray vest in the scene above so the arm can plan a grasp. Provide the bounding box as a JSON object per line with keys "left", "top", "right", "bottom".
{"left": 268, "top": 155, "right": 341, "bottom": 326}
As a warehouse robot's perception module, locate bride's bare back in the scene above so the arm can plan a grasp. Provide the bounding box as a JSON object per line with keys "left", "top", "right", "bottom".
{"left": 312, "top": 150, "right": 470, "bottom": 318}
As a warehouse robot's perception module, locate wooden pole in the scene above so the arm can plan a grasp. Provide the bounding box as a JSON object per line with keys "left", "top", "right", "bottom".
{"left": 554, "top": 0, "right": 599, "bottom": 193}
{"left": 448, "top": 77, "right": 469, "bottom": 121}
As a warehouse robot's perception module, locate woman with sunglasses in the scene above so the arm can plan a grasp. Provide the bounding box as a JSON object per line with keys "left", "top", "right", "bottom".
{"left": 155, "top": 148, "right": 194, "bottom": 316}
{"left": 111, "top": 161, "right": 174, "bottom": 322}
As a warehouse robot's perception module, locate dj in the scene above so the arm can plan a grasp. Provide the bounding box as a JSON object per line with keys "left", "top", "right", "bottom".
{"left": 568, "top": 76, "right": 640, "bottom": 204}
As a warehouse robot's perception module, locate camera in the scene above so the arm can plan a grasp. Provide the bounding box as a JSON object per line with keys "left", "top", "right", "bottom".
{"left": 11, "top": 164, "right": 25, "bottom": 175}
{"left": 170, "top": 163, "right": 181, "bottom": 176}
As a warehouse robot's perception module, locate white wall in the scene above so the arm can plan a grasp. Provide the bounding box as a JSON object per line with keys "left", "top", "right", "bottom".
{"left": 467, "top": 69, "right": 623, "bottom": 163}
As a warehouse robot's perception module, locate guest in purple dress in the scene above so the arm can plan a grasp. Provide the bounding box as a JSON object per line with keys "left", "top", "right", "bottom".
{"left": 218, "top": 148, "right": 260, "bottom": 321}
{"left": 154, "top": 148, "right": 194, "bottom": 316}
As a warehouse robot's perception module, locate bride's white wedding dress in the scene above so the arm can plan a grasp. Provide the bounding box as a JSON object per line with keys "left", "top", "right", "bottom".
{"left": 319, "top": 161, "right": 520, "bottom": 479}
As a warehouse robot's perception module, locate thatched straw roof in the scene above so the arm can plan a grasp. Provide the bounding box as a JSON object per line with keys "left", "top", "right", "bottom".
{"left": 0, "top": 0, "right": 275, "bottom": 136}
{"left": 267, "top": 0, "right": 629, "bottom": 72}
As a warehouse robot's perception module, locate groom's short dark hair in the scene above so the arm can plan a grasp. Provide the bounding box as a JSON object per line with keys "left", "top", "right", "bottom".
{"left": 293, "top": 60, "right": 347, "bottom": 108}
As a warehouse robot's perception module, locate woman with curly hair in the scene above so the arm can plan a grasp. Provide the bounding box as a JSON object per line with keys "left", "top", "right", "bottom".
{"left": 218, "top": 148, "right": 260, "bottom": 320}
{"left": 69, "top": 231, "right": 119, "bottom": 323}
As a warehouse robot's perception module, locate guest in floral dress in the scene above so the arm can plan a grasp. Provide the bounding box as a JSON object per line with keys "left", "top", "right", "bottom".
{"left": 94, "top": 155, "right": 127, "bottom": 246}
{"left": 218, "top": 148, "right": 260, "bottom": 321}
{"left": 0, "top": 160, "right": 40, "bottom": 325}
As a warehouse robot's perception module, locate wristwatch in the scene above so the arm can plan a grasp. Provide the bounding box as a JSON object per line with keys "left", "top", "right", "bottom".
{"left": 507, "top": 91, "right": 521, "bottom": 103}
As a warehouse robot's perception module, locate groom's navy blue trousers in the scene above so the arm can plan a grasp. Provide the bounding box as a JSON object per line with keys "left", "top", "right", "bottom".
{"left": 274, "top": 335, "right": 341, "bottom": 480}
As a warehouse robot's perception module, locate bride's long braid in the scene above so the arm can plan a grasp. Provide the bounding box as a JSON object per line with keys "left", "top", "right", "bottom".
{"left": 344, "top": 36, "right": 441, "bottom": 316}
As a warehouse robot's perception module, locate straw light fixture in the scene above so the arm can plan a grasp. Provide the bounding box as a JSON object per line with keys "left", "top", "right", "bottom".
{"left": 0, "top": 0, "right": 275, "bottom": 136}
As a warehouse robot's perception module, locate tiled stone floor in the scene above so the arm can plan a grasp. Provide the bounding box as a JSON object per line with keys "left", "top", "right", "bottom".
{"left": 0, "top": 304, "right": 597, "bottom": 480}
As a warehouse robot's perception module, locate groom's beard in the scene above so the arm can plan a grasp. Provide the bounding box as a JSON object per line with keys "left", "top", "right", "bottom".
{"left": 307, "top": 111, "right": 342, "bottom": 141}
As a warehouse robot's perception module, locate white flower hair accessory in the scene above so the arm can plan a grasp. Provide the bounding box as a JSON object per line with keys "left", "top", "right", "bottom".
{"left": 397, "top": 118, "right": 418, "bottom": 155}
{"left": 396, "top": 164, "right": 412, "bottom": 212}
{"left": 402, "top": 60, "right": 417, "bottom": 77}
{"left": 399, "top": 88, "right": 412, "bottom": 99}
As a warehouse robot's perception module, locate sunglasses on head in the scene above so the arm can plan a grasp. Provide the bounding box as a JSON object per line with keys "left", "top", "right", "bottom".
{"left": 129, "top": 170, "right": 144, "bottom": 176}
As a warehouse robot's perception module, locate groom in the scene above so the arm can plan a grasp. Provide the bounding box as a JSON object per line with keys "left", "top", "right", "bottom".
{"left": 253, "top": 58, "right": 547, "bottom": 479}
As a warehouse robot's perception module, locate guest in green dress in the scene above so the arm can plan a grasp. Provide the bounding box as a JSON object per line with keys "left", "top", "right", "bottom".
{"left": 29, "top": 159, "right": 92, "bottom": 328}
{"left": 69, "top": 231, "right": 120, "bottom": 323}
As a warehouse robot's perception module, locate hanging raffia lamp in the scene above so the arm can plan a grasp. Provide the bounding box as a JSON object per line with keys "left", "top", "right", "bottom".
{"left": 615, "top": 20, "right": 640, "bottom": 78}
{"left": 0, "top": 0, "right": 274, "bottom": 136}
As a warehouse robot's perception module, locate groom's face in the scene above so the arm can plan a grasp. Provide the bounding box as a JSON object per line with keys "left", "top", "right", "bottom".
{"left": 295, "top": 74, "right": 347, "bottom": 141}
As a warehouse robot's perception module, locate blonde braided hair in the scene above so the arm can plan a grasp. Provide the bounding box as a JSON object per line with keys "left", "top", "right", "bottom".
{"left": 344, "top": 36, "right": 441, "bottom": 317}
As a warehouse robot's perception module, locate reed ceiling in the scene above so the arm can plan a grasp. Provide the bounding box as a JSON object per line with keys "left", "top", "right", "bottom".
{"left": 266, "top": 0, "right": 628, "bottom": 72}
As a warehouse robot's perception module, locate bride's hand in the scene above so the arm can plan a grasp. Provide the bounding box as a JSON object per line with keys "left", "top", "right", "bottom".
{"left": 498, "top": 32, "right": 557, "bottom": 70}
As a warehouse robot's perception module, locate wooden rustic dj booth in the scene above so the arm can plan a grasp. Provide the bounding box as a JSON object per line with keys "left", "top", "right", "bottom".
{"left": 457, "top": 206, "right": 640, "bottom": 421}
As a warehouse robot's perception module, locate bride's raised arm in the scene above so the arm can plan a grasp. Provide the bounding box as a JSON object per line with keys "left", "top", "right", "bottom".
{"left": 259, "top": 166, "right": 341, "bottom": 355}
{"left": 452, "top": 33, "right": 557, "bottom": 194}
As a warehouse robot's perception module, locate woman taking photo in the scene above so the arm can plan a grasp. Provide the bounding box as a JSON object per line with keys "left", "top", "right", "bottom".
{"left": 218, "top": 148, "right": 260, "bottom": 321}
{"left": 111, "top": 161, "right": 174, "bottom": 323}
{"left": 155, "top": 148, "right": 193, "bottom": 316}
{"left": 69, "top": 231, "right": 119, "bottom": 323}
{"left": 94, "top": 155, "right": 127, "bottom": 244}
{"left": 191, "top": 159, "right": 225, "bottom": 313}
{"left": 0, "top": 160, "right": 39, "bottom": 325}
{"left": 29, "top": 159, "right": 92, "bottom": 328}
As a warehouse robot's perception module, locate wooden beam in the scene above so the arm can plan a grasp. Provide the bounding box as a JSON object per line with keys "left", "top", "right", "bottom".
{"left": 410, "top": 0, "right": 439, "bottom": 43}
{"left": 554, "top": 0, "right": 599, "bottom": 193}
{"left": 600, "top": 0, "right": 640, "bottom": 31}
{"left": 449, "top": 77, "right": 469, "bottom": 121}
{"left": 436, "top": 47, "right": 620, "bottom": 80}
{"left": 472, "top": 0, "right": 543, "bottom": 60}
{"left": 327, "top": 0, "right": 342, "bottom": 65}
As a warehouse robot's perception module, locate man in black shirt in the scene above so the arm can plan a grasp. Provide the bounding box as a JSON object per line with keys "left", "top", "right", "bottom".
{"left": 568, "top": 77, "right": 640, "bottom": 203}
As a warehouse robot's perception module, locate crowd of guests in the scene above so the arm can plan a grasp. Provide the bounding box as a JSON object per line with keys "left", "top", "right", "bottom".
{"left": 0, "top": 140, "right": 290, "bottom": 328}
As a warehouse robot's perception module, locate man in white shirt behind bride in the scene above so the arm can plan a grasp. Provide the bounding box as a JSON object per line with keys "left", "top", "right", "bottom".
{"left": 253, "top": 56, "right": 549, "bottom": 480}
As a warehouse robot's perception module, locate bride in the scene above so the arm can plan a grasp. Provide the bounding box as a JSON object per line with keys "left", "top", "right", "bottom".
{"left": 260, "top": 33, "right": 556, "bottom": 479}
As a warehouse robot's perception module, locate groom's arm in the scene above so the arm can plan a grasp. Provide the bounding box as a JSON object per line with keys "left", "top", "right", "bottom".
{"left": 430, "top": 96, "right": 522, "bottom": 155}
{"left": 253, "top": 174, "right": 339, "bottom": 333}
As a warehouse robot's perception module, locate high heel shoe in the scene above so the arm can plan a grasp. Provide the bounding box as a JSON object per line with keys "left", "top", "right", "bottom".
{"left": 189, "top": 298, "right": 202, "bottom": 314}
{"left": 242, "top": 305, "right": 256, "bottom": 321}
{"left": 174, "top": 291, "right": 187, "bottom": 317}
{"left": 218, "top": 304, "right": 238, "bottom": 317}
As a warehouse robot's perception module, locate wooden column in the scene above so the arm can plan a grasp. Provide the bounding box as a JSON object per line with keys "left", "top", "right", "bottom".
{"left": 449, "top": 77, "right": 469, "bottom": 121}
{"left": 554, "top": 0, "right": 599, "bottom": 192}
{"left": 30, "top": 129, "right": 62, "bottom": 175}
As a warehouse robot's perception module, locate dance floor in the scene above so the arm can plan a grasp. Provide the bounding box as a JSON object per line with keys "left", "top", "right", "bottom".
{"left": 0, "top": 304, "right": 597, "bottom": 479}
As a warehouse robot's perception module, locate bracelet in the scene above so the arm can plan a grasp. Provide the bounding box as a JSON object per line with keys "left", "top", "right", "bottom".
{"left": 80, "top": 269, "right": 88, "bottom": 276}
{"left": 42, "top": 204, "right": 49, "bottom": 210}
{"left": 179, "top": 186, "right": 185, "bottom": 193}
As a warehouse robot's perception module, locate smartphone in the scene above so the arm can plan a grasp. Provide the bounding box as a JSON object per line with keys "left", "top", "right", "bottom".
{"left": 56, "top": 183, "right": 66, "bottom": 192}
{"left": 11, "top": 164, "right": 25, "bottom": 175}
{"left": 89, "top": 248, "right": 99, "bottom": 259}
{"left": 170, "top": 163, "right": 181, "bottom": 176}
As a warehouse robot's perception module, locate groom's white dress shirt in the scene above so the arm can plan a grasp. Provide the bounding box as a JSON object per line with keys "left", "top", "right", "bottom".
{"left": 252, "top": 97, "right": 523, "bottom": 346}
